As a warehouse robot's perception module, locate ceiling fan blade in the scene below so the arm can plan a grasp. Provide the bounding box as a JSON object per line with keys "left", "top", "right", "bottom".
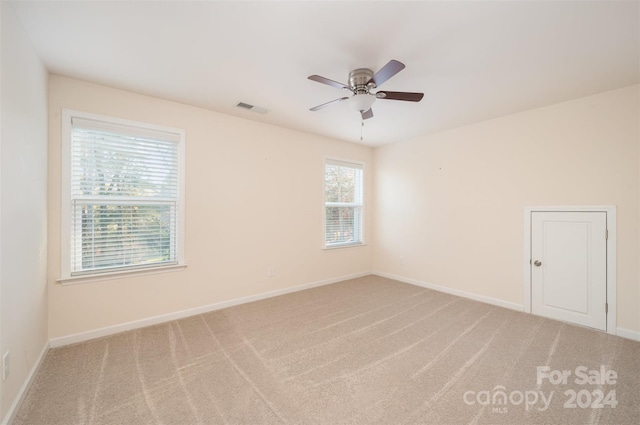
{"left": 361, "top": 108, "right": 374, "bottom": 120}
{"left": 375, "top": 91, "right": 424, "bottom": 102}
{"left": 368, "top": 60, "right": 405, "bottom": 88}
{"left": 308, "top": 75, "right": 350, "bottom": 90}
{"left": 310, "top": 97, "right": 350, "bottom": 111}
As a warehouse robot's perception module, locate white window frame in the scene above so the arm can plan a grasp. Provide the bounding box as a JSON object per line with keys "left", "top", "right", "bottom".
{"left": 59, "top": 109, "right": 186, "bottom": 284}
{"left": 323, "top": 157, "right": 365, "bottom": 249}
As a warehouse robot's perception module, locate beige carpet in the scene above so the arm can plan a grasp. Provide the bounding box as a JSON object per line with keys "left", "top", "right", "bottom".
{"left": 13, "top": 275, "right": 640, "bottom": 424}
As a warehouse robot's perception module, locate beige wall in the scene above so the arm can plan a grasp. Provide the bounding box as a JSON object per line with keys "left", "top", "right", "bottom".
{"left": 0, "top": 2, "right": 49, "bottom": 418}
{"left": 48, "top": 76, "right": 373, "bottom": 339}
{"left": 373, "top": 85, "right": 640, "bottom": 334}
{"left": 48, "top": 78, "right": 640, "bottom": 339}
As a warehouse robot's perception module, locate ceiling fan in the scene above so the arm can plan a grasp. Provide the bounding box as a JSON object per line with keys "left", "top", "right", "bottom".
{"left": 308, "top": 60, "right": 424, "bottom": 120}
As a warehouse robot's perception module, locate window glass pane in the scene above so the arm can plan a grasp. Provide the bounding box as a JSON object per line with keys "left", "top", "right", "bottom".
{"left": 325, "top": 164, "right": 356, "bottom": 203}
{"left": 72, "top": 128, "right": 178, "bottom": 198}
{"left": 72, "top": 203, "right": 175, "bottom": 273}
{"left": 325, "top": 206, "right": 357, "bottom": 245}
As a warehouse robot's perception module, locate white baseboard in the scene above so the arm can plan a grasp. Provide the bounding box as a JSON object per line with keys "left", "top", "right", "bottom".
{"left": 616, "top": 327, "right": 640, "bottom": 342}
{"left": 373, "top": 271, "right": 640, "bottom": 342}
{"left": 372, "top": 270, "right": 525, "bottom": 312}
{"left": 49, "top": 271, "right": 371, "bottom": 348}
{"left": 1, "top": 341, "right": 49, "bottom": 425}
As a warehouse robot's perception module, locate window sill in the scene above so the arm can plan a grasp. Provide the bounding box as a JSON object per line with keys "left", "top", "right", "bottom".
{"left": 57, "top": 264, "right": 187, "bottom": 285}
{"left": 323, "top": 242, "right": 367, "bottom": 250}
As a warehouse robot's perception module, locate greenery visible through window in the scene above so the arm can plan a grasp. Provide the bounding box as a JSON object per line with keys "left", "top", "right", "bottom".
{"left": 65, "top": 113, "right": 183, "bottom": 276}
{"left": 324, "top": 159, "right": 363, "bottom": 247}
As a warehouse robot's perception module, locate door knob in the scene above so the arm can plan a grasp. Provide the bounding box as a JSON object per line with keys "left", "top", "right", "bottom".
{"left": 533, "top": 260, "right": 542, "bottom": 267}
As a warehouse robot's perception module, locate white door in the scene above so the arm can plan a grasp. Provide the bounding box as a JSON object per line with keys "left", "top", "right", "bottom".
{"left": 531, "top": 211, "right": 607, "bottom": 330}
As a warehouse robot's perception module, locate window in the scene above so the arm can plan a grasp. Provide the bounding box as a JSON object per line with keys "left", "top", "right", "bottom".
{"left": 61, "top": 110, "right": 185, "bottom": 280}
{"left": 324, "top": 158, "right": 364, "bottom": 247}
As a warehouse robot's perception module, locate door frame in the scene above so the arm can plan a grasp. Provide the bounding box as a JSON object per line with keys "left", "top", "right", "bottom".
{"left": 523, "top": 206, "right": 616, "bottom": 335}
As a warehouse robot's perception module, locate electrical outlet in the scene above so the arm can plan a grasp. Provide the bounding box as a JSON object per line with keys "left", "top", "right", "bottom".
{"left": 268, "top": 266, "right": 276, "bottom": 277}
{"left": 3, "top": 351, "right": 10, "bottom": 381}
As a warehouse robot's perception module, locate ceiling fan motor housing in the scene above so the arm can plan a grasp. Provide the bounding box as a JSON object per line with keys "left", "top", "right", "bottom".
{"left": 349, "top": 68, "right": 375, "bottom": 94}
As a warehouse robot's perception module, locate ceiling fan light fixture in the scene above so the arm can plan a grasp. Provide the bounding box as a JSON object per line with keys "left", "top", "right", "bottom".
{"left": 350, "top": 93, "right": 375, "bottom": 112}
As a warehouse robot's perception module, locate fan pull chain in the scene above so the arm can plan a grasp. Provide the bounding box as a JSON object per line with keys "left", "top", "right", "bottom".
{"left": 360, "top": 120, "right": 364, "bottom": 141}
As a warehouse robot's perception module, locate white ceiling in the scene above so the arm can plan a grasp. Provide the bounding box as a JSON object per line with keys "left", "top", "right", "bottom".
{"left": 10, "top": 0, "right": 640, "bottom": 146}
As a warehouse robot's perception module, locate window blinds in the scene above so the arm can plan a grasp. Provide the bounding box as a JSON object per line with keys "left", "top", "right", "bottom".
{"left": 324, "top": 159, "right": 363, "bottom": 246}
{"left": 70, "top": 117, "right": 180, "bottom": 274}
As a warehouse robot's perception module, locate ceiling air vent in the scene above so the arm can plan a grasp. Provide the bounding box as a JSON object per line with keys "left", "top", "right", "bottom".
{"left": 235, "top": 102, "right": 269, "bottom": 114}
